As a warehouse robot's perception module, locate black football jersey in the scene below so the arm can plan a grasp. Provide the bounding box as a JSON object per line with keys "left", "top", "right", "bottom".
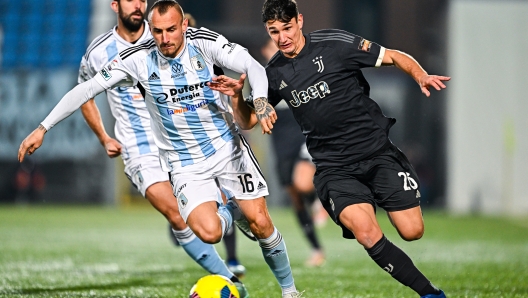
{"left": 266, "top": 29, "right": 395, "bottom": 168}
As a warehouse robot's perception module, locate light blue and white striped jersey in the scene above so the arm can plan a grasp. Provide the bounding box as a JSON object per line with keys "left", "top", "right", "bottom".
{"left": 78, "top": 21, "right": 158, "bottom": 161}
{"left": 94, "top": 27, "right": 262, "bottom": 171}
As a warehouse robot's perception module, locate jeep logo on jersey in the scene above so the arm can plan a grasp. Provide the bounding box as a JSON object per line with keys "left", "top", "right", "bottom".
{"left": 290, "top": 81, "right": 331, "bottom": 107}
{"left": 171, "top": 63, "right": 186, "bottom": 78}
{"left": 190, "top": 54, "right": 206, "bottom": 71}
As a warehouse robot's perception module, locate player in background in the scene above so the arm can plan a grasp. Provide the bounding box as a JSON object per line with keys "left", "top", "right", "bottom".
{"left": 18, "top": 1, "right": 300, "bottom": 297}
{"left": 260, "top": 38, "right": 325, "bottom": 267}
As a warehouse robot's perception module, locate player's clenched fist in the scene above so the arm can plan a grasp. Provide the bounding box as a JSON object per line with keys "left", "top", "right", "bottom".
{"left": 18, "top": 124, "right": 47, "bottom": 162}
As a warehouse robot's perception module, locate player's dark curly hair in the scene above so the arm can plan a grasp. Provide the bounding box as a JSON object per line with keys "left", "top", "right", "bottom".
{"left": 261, "top": 0, "right": 299, "bottom": 23}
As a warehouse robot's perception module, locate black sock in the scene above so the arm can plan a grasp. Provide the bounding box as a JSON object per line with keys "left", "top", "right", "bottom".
{"left": 223, "top": 226, "right": 237, "bottom": 262}
{"left": 366, "top": 235, "right": 440, "bottom": 296}
{"left": 295, "top": 209, "right": 321, "bottom": 250}
{"left": 230, "top": 275, "right": 240, "bottom": 283}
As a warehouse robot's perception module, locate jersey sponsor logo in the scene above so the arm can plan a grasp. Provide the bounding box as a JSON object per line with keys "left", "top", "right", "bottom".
{"left": 312, "top": 56, "right": 324, "bottom": 73}
{"left": 257, "top": 181, "right": 265, "bottom": 190}
{"left": 154, "top": 82, "right": 208, "bottom": 104}
{"left": 359, "top": 38, "right": 372, "bottom": 52}
{"left": 290, "top": 81, "right": 331, "bottom": 107}
{"left": 176, "top": 183, "right": 187, "bottom": 197}
{"left": 190, "top": 54, "right": 206, "bottom": 70}
{"left": 279, "top": 80, "right": 288, "bottom": 90}
{"left": 99, "top": 67, "right": 112, "bottom": 81}
{"left": 222, "top": 42, "right": 237, "bottom": 54}
{"left": 171, "top": 63, "right": 186, "bottom": 78}
{"left": 166, "top": 98, "right": 215, "bottom": 115}
{"left": 107, "top": 59, "right": 119, "bottom": 71}
{"left": 148, "top": 72, "right": 160, "bottom": 81}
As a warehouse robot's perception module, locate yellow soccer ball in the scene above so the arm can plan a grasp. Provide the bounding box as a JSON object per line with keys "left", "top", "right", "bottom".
{"left": 189, "top": 274, "right": 240, "bottom": 298}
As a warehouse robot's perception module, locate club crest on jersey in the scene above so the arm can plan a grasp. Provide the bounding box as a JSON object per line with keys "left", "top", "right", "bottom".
{"left": 190, "top": 54, "right": 206, "bottom": 71}
{"left": 359, "top": 38, "right": 372, "bottom": 52}
{"left": 171, "top": 62, "right": 186, "bottom": 78}
{"left": 178, "top": 193, "right": 188, "bottom": 209}
{"left": 313, "top": 56, "right": 324, "bottom": 73}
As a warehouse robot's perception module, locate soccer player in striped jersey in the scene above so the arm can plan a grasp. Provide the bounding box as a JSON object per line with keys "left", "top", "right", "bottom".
{"left": 254, "top": 1, "right": 449, "bottom": 297}
{"left": 77, "top": 0, "right": 248, "bottom": 290}
{"left": 18, "top": 1, "right": 300, "bottom": 296}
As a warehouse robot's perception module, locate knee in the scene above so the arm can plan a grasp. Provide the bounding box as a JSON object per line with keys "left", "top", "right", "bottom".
{"left": 194, "top": 227, "right": 222, "bottom": 244}
{"left": 355, "top": 230, "right": 383, "bottom": 248}
{"left": 399, "top": 226, "right": 424, "bottom": 241}
{"left": 165, "top": 208, "right": 187, "bottom": 231}
{"left": 248, "top": 214, "right": 274, "bottom": 239}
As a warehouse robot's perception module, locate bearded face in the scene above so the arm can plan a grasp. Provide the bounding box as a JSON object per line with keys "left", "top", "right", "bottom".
{"left": 118, "top": 3, "right": 145, "bottom": 32}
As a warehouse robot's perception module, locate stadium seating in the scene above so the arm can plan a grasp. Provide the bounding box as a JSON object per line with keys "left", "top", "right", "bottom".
{"left": 0, "top": 0, "right": 91, "bottom": 69}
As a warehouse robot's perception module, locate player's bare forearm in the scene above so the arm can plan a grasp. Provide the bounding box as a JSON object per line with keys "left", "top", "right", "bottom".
{"left": 81, "top": 99, "right": 121, "bottom": 157}
{"left": 383, "top": 49, "right": 427, "bottom": 84}
{"left": 81, "top": 99, "right": 110, "bottom": 145}
{"left": 253, "top": 97, "right": 277, "bottom": 134}
{"left": 382, "top": 49, "right": 450, "bottom": 97}
{"left": 207, "top": 74, "right": 260, "bottom": 130}
{"left": 231, "top": 92, "right": 258, "bottom": 130}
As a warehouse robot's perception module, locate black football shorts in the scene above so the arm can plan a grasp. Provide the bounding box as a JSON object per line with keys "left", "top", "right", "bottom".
{"left": 313, "top": 144, "right": 421, "bottom": 239}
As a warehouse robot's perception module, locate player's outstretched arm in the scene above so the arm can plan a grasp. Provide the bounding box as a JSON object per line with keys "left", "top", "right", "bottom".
{"left": 81, "top": 99, "right": 122, "bottom": 158}
{"left": 208, "top": 74, "right": 277, "bottom": 133}
{"left": 18, "top": 125, "right": 47, "bottom": 162}
{"left": 382, "top": 49, "right": 451, "bottom": 97}
{"left": 208, "top": 74, "right": 258, "bottom": 130}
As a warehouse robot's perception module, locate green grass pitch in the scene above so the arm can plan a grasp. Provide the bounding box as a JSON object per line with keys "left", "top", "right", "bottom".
{"left": 0, "top": 206, "right": 527, "bottom": 297}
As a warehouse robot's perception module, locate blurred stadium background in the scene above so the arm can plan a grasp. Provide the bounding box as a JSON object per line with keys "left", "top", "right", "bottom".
{"left": 0, "top": 0, "right": 527, "bottom": 212}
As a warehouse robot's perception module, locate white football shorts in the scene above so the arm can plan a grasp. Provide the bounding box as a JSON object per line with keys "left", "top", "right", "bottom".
{"left": 124, "top": 153, "right": 168, "bottom": 197}
{"left": 168, "top": 134, "right": 269, "bottom": 222}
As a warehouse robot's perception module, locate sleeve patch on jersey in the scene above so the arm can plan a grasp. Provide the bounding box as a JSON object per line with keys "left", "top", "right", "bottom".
{"left": 221, "top": 42, "right": 237, "bottom": 54}
{"left": 358, "top": 39, "right": 372, "bottom": 52}
{"left": 190, "top": 54, "right": 206, "bottom": 71}
{"left": 99, "top": 67, "right": 112, "bottom": 81}
{"left": 107, "top": 59, "right": 119, "bottom": 71}
{"left": 79, "top": 65, "right": 89, "bottom": 81}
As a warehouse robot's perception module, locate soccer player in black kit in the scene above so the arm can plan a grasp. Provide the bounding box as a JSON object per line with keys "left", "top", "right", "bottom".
{"left": 213, "top": 0, "right": 450, "bottom": 297}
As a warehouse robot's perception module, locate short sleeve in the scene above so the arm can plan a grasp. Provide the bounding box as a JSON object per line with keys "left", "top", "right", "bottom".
{"left": 266, "top": 68, "right": 281, "bottom": 107}
{"left": 78, "top": 55, "right": 99, "bottom": 84}
{"left": 331, "top": 30, "right": 385, "bottom": 70}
